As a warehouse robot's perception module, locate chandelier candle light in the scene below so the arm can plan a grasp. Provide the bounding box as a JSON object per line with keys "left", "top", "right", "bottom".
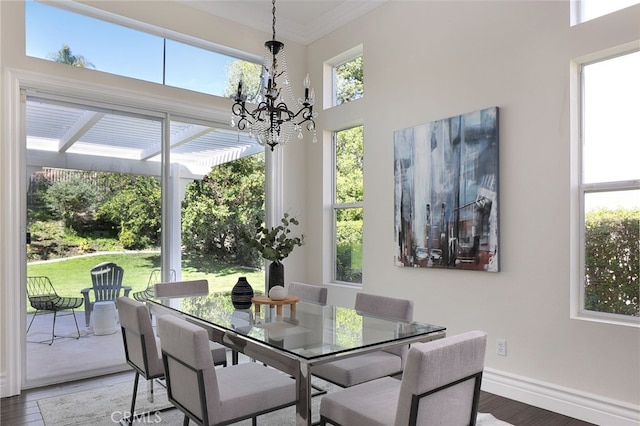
{"left": 231, "top": 0, "right": 317, "bottom": 151}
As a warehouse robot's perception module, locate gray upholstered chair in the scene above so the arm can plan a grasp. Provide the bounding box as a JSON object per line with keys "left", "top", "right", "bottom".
{"left": 117, "top": 296, "right": 227, "bottom": 425}
{"left": 157, "top": 314, "right": 297, "bottom": 426}
{"left": 319, "top": 330, "right": 488, "bottom": 426}
{"left": 287, "top": 281, "right": 328, "bottom": 305}
{"left": 312, "top": 292, "right": 414, "bottom": 387}
{"left": 152, "top": 279, "right": 228, "bottom": 365}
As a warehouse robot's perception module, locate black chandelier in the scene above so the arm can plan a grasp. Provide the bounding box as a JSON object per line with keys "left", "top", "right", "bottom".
{"left": 231, "top": 0, "right": 317, "bottom": 151}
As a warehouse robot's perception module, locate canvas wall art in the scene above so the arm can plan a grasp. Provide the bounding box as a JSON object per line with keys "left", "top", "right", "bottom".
{"left": 394, "top": 107, "right": 499, "bottom": 272}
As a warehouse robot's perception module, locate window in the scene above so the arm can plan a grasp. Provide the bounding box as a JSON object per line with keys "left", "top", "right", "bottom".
{"left": 579, "top": 50, "right": 640, "bottom": 321}
{"left": 574, "top": 0, "right": 640, "bottom": 24}
{"left": 25, "top": 0, "right": 259, "bottom": 98}
{"left": 334, "top": 56, "right": 363, "bottom": 106}
{"left": 333, "top": 126, "right": 364, "bottom": 284}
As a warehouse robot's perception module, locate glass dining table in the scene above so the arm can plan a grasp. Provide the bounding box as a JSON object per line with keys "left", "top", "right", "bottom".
{"left": 146, "top": 293, "right": 446, "bottom": 426}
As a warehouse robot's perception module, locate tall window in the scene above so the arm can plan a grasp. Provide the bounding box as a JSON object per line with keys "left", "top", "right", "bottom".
{"left": 334, "top": 126, "right": 364, "bottom": 284}
{"left": 579, "top": 50, "right": 640, "bottom": 321}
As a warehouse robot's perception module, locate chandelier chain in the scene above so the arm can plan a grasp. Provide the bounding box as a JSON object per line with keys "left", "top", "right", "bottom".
{"left": 272, "top": 0, "right": 277, "bottom": 41}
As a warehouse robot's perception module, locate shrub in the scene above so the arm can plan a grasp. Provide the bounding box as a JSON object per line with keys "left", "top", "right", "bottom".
{"left": 584, "top": 208, "right": 639, "bottom": 316}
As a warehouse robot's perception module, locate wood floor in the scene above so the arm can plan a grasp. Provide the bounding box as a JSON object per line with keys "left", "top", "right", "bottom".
{"left": 1, "top": 370, "right": 596, "bottom": 426}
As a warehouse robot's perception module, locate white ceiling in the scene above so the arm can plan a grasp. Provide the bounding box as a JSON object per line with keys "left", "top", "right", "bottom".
{"left": 179, "top": 1, "right": 386, "bottom": 45}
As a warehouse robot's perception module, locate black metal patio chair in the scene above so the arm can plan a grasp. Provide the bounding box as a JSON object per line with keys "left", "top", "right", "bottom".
{"left": 133, "top": 268, "right": 176, "bottom": 302}
{"left": 26, "top": 276, "right": 84, "bottom": 345}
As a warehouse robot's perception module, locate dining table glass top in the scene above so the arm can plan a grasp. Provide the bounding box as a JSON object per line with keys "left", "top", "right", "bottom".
{"left": 149, "top": 292, "right": 446, "bottom": 362}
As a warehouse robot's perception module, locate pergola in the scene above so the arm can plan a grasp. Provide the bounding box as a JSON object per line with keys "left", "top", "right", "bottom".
{"left": 25, "top": 93, "right": 263, "bottom": 279}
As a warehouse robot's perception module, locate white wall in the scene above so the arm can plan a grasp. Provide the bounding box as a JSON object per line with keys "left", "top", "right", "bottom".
{"left": 305, "top": 1, "right": 640, "bottom": 424}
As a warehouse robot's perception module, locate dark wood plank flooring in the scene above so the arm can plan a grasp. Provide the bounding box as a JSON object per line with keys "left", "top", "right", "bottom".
{"left": 1, "top": 371, "right": 596, "bottom": 426}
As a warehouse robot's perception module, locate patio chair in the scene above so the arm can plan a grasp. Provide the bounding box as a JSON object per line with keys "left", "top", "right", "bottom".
{"left": 312, "top": 292, "right": 414, "bottom": 387}
{"left": 26, "top": 276, "right": 84, "bottom": 345}
{"left": 157, "top": 314, "right": 297, "bottom": 426}
{"left": 133, "top": 269, "right": 176, "bottom": 302}
{"left": 81, "top": 262, "right": 131, "bottom": 327}
{"left": 319, "top": 330, "right": 487, "bottom": 426}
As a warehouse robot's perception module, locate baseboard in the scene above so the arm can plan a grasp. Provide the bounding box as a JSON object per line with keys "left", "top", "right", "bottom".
{"left": 482, "top": 368, "right": 640, "bottom": 426}
{"left": 23, "top": 364, "right": 130, "bottom": 390}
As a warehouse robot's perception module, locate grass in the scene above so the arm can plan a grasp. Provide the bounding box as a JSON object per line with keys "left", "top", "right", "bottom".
{"left": 27, "top": 252, "right": 265, "bottom": 312}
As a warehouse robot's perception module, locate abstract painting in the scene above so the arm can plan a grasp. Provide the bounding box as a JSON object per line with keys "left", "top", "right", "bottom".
{"left": 394, "top": 107, "right": 499, "bottom": 272}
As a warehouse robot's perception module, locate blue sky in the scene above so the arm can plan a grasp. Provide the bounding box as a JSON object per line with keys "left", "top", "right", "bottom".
{"left": 25, "top": 0, "right": 239, "bottom": 96}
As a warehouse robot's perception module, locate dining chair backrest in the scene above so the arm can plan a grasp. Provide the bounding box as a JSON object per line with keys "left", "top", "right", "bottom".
{"left": 395, "top": 330, "right": 487, "bottom": 425}
{"left": 158, "top": 314, "right": 222, "bottom": 425}
{"left": 117, "top": 296, "right": 163, "bottom": 379}
{"left": 153, "top": 279, "right": 209, "bottom": 298}
{"left": 355, "top": 292, "right": 414, "bottom": 360}
{"left": 148, "top": 269, "right": 177, "bottom": 286}
{"left": 288, "top": 282, "right": 328, "bottom": 305}
{"left": 91, "top": 262, "right": 124, "bottom": 302}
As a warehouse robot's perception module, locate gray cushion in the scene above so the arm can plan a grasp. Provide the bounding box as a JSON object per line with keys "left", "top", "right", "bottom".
{"left": 216, "top": 363, "right": 296, "bottom": 422}
{"left": 312, "top": 351, "right": 402, "bottom": 387}
{"left": 320, "top": 376, "right": 400, "bottom": 426}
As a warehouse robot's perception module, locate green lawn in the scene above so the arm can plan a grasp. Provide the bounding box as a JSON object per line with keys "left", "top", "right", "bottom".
{"left": 27, "top": 252, "right": 265, "bottom": 312}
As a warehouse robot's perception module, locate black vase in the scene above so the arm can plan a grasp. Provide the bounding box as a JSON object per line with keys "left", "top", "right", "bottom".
{"left": 268, "top": 261, "right": 285, "bottom": 291}
{"left": 231, "top": 277, "right": 254, "bottom": 309}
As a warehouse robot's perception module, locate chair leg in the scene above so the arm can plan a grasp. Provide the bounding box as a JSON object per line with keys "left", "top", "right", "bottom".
{"left": 71, "top": 309, "right": 81, "bottom": 339}
{"left": 48, "top": 311, "right": 58, "bottom": 345}
{"left": 122, "top": 371, "right": 140, "bottom": 425}
{"left": 183, "top": 414, "right": 189, "bottom": 426}
{"left": 85, "top": 305, "right": 92, "bottom": 328}
{"left": 252, "top": 417, "right": 257, "bottom": 426}
{"left": 26, "top": 310, "right": 39, "bottom": 334}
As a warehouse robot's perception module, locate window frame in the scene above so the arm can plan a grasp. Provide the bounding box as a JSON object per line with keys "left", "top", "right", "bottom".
{"left": 332, "top": 126, "right": 364, "bottom": 285}
{"left": 576, "top": 50, "right": 640, "bottom": 326}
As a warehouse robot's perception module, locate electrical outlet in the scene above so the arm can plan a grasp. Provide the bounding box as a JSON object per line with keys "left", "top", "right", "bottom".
{"left": 496, "top": 339, "right": 507, "bottom": 356}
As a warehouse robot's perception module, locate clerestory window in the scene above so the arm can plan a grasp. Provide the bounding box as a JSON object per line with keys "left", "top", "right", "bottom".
{"left": 25, "top": 0, "right": 260, "bottom": 98}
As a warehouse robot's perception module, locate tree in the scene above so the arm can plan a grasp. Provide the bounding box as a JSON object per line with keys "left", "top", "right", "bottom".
{"left": 43, "top": 175, "right": 100, "bottom": 230}
{"left": 584, "top": 208, "right": 639, "bottom": 316}
{"left": 48, "top": 44, "right": 95, "bottom": 68}
{"left": 96, "top": 176, "right": 161, "bottom": 249}
{"left": 182, "top": 154, "right": 265, "bottom": 265}
{"left": 336, "top": 56, "right": 363, "bottom": 105}
{"left": 223, "top": 60, "right": 262, "bottom": 102}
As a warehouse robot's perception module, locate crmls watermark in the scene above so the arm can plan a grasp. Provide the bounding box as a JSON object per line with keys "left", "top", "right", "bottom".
{"left": 111, "top": 410, "right": 163, "bottom": 424}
